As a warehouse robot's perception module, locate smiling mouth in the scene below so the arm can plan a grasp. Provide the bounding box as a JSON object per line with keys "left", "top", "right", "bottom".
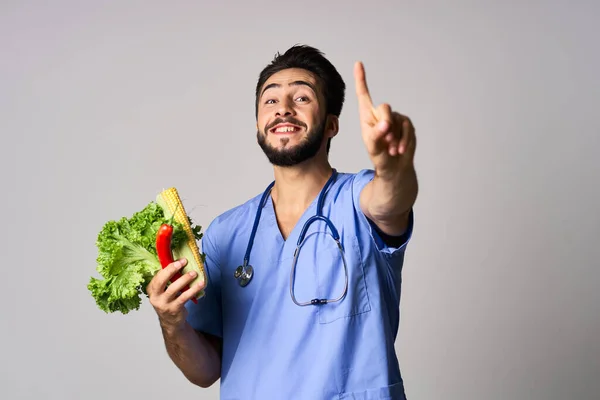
{"left": 270, "top": 124, "right": 302, "bottom": 134}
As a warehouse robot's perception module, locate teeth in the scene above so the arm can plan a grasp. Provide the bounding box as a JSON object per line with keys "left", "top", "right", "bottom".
{"left": 275, "top": 126, "right": 297, "bottom": 132}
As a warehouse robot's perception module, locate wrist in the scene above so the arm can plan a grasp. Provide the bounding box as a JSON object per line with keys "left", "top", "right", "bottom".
{"left": 370, "top": 167, "right": 417, "bottom": 216}
{"left": 374, "top": 163, "right": 414, "bottom": 183}
{"left": 160, "top": 318, "right": 188, "bottom": 337}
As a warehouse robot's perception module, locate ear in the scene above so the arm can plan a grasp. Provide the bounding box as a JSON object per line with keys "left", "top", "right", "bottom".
{"left": 326, "top": 115, "right": 339, "bottom": 138}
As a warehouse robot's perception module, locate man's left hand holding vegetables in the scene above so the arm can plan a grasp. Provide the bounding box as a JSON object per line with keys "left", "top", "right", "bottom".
{"left": 146, "top": 258, "right": 222, "bottom": 388}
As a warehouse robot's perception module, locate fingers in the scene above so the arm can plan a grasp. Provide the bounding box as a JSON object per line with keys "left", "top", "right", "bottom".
{"left": 392, "top": 113, "right": 406, "bottom": 156}
{"left": 148, "top": 258, "right": 205, "bottom": 321}
{"left": 354, "top": 61, "right": 374, "bottom": 118}
{"left": 374, "top": 103, "right": 392, "bottom": 134}
{"left": 164, "top": 269, "right": 204, "bottom": 302}
{"left": 154, "top": 258, "right": 205, "bottom": 304}
{"left": 397, "top": 114, "right": 415, "bottom": 157}
{"left": 354, "top": 60, "right": 416, "bottom": 159}
{"left": 175, "top": 281, "right": 205, "bottom": 305}
{"left": 381, "top": 112, "right": 415, "bottom": 157}
{"left": 147, "top": 258, "right": 187, "bottom": 296}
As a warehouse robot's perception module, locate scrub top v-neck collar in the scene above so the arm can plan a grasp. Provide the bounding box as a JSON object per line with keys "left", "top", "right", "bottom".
{"left": 264, "top": 189, "right": 319, "bottom": 246}
{"left": 262, "top": 172, "right": 337, "bottom": 245}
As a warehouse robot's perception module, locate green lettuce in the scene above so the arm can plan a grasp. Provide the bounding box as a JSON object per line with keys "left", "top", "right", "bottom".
{"left": 87, "top": 201, "right": 201, "bottom": 314}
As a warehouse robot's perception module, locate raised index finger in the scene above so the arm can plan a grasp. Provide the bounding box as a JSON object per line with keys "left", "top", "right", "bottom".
{"left": 354, "top": 61, "right": 374, "bottom": 115}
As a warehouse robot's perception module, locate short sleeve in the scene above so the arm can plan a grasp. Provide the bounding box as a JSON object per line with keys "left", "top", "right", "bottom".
{"left": 185, "top": 224, "right": 223, "bottom": 338}
{"left": 351, "top": 169, "right": 414, "bottom": 259}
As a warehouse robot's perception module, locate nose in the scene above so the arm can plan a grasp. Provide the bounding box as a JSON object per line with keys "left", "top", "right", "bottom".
{"left": 275, "top": 98, "right": 296, "bottom": 117}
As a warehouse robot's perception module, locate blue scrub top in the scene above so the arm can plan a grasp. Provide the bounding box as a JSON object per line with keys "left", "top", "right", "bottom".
{"left": 186, "top": 169, "right": 414, "bottom": 400}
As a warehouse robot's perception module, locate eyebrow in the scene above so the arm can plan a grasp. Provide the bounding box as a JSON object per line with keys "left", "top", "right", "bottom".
{"left": 260, "top": 80, "right": 317, "bottom": 97}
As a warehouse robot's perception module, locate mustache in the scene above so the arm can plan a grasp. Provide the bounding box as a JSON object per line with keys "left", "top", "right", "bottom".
{"left": 265, "top": 117, "right": 307, "bottom": 132}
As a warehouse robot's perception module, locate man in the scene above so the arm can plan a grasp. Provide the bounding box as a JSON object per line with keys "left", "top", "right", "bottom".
{"left": 147, "top": 45, "right": 418, "bottom": 399}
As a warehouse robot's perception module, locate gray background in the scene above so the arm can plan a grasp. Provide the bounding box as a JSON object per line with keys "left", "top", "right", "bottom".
{"left": 1, "top": 1, "right": 598, "bottom": 399}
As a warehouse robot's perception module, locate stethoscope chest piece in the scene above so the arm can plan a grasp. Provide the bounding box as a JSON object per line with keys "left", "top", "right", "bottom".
{"left": 234, "top": 264, "right": 253, "bottom": 287}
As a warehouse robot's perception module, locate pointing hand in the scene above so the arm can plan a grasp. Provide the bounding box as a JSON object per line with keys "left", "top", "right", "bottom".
{"left": 354, "top": 61, "right": 416, "bottom": 180}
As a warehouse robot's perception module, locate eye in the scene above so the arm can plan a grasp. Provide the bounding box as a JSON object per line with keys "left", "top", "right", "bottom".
{"left": 296, "top": 96, "right": 309, "bottom": 102}
{"left": 265, "top": 99, "right": 276, "bottom": 104}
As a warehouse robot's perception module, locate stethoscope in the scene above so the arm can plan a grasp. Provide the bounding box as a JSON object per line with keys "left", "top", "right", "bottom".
{"left": 233, "top": 169, "right": 349, "bottom": 306}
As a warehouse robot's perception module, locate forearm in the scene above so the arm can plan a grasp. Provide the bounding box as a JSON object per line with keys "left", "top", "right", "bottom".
{"left": 361, "top": 166, "right": 418, "bottom": 236}
{"left": 160, "top": 321, "right": 221, "bottom": 388}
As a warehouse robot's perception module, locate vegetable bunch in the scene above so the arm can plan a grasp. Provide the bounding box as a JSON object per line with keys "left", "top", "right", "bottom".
{"left": 88, "top": 190, "right": 205, "bottom": 315}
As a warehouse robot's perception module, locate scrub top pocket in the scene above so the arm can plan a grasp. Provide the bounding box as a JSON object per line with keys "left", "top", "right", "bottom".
{"left": 314, "top": 235, "right": 372, "bottom": 324}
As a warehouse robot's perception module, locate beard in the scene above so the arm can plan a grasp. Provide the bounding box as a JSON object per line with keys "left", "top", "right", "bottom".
{"left": 256, "top": 116, "right": 326, "bottom": 167}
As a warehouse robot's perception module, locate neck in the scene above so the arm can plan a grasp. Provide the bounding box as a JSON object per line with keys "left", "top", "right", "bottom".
{"left": 271, "top": 158, "right": 333, "bottom": 214}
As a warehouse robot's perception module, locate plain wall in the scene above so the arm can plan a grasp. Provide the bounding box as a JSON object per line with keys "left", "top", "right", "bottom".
{"left": 1, "top": 1, "right": 598, "bottom": 399}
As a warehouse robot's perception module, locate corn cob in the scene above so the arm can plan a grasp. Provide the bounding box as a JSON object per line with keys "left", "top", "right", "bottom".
{"left": 156, "top": 187, "right": 206, "bottom": 299}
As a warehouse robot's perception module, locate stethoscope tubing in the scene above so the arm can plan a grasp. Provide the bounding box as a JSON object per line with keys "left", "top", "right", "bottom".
{"left": 234, "top": 169, "right": 349, "bottom": 306}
